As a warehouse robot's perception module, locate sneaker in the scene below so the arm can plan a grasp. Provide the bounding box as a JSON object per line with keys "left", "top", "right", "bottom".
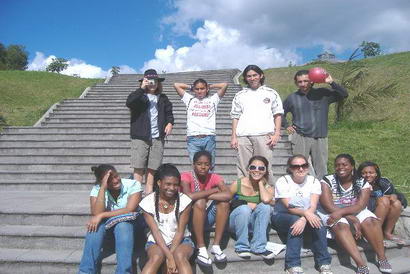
{"left": 235, "top": 250, "right": 251, "bottom": 259}
{"left": 377, "top": 259, "right": 392, "bottom": 273}
{"left": 356, "top": 265, "right": 369, "bottom": 274}
{"left": 252, "top": 250, "right": 275, "bottom": 260}
{"left": 210, "top": 245, "right": 227, "bottom": 263}
{"left": 286, "top": 266, "right": 304, "bottom": 274}
{"left": 319, "top": 264, "right": 333, "bottom": 274}
{"left": 195, "top": 248, "right": 212, "bottom": 267}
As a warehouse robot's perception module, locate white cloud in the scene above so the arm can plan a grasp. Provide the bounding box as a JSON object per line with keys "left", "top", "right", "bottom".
{"left": 27, "top": 52, "right": 138, "bottom": 78}
{"left": 163, "top": 0, "right": 410, "bottom": 55}
{"left": 141, "top": 20, "right": 299, "bottom": 72}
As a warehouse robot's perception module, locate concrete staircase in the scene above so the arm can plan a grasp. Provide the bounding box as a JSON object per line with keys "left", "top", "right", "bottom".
{"left": 0, "top": 69, "right": 409, "bottom": 273}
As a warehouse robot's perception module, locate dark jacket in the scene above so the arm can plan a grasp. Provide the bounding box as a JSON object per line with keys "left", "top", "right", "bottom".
{"left": 367, "top": 177, "right": 408, "bottom": 211}
{"left": 126, "top": 88, "right": 174, "bottom": 141}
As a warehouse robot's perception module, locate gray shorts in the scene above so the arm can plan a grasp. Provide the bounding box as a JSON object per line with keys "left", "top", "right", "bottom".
{"left": 131, "top": 138, "right": 164, "bottom": 170}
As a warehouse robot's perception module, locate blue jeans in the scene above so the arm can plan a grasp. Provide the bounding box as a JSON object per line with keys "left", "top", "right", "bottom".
{"left": 78, "top": 219, "right": 139, "bottom": 274}
{"left": 229, "top": 203, "right": 272, "bottom": 253}
{"left": 271, "top": 212, "right": 331, "bottom": 269}
{"left": 187, "top": 135, "right": 216, "bottom": 167}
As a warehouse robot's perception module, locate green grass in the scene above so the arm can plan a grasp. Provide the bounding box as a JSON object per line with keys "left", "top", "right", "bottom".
{"left": 262, "top": 51, "right": 410, "bottom": 197}
{"left": 0, "top": 71, "right": 102, "bottom": 128}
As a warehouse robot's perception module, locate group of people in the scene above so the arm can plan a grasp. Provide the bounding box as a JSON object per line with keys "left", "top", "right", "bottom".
{"left": 77, "top": 66, "right": 407, "bottom": 274}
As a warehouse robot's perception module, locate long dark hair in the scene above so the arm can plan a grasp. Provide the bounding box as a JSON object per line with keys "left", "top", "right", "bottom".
{"left": 357, "top": 161, "right": 381, "bottom": 184}
{"left": 91, "top": 164, "right": 116, "bottom": 185}
{"left": 153, "top": 163, "right": 181, "bottom": 223}
{"left": 248, "top": 155, "right": 269, "bottom": 182}
{"left": 334, "top": 154, "right": 361, "bottom": 197}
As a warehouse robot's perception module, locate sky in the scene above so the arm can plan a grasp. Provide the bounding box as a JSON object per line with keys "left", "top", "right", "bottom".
{"left": 1, "top": 0, "right": 410, "bottom": 78}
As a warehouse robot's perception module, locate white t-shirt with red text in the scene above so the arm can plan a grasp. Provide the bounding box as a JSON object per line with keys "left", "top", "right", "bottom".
{"left": 182, "top": 92, "right": 220, "bottom": 136}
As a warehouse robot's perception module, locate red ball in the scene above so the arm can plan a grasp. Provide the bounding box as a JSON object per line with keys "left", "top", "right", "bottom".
{"left": 308, "top": 67, "right": 328, "bottom": 83}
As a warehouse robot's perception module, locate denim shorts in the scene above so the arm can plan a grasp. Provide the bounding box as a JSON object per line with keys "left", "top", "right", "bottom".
{"left": 145, "top": 236, "right": 195, "bottom": 250}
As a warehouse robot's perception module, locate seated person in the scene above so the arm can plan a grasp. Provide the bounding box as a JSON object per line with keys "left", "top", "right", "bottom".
{"left": 180, "top": 150, "right": 231, "bottom": 266}
{"left": 272, "top": 155, "right": 332, "bottom": 274}
{"left": 318, "top": 154, "right": 391, "bottom": 274}
{"left": 229, "top": 155, "right": 274, "bottom": 259}
{"left": 79, "top": 164, "right": 142, "bottom": 274}
{"left": 358, "top": 161, "right": 407, "bottom": 244}
{"left": 140, "top": 164, "right": 194, "bottom": 274}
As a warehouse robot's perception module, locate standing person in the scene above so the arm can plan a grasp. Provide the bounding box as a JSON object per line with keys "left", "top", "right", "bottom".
{"left": 358, "top": 161, "right": 407, "bottom": 245}
{"left": 78, "top": 164, "right": 143, "bottom": 274}
{"left": 139, "top": 164, "right": 194, "bottom": 274}
{"left": 229, "top": 156, "right": 274, "bottom": 259}
{"left": 231, "top": 65, "right": 283, "bottom": 185}
{"left": 272, "top": 155, "right": 332, "bottom": 274}
{"left": 180, "top": 150, "right": 231, "bottom": 266}
{"left": 174, "top": 79, "right": 228, "bottom": 168}
{"left": 318, "top": 154, "right": 391, "bottom": 274}
{"left": 282, "top": 70, "right": 348, "bottom": 180}
{"left": 126, "top": 69, "right": 174, "bottom": 194}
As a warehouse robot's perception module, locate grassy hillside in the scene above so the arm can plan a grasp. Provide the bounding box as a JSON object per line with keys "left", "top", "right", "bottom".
{"left": 0, "top": 71, "right": 102, "bottom": 127}
{"left": 263, "top": 51, "right": 410, "bottom": 197}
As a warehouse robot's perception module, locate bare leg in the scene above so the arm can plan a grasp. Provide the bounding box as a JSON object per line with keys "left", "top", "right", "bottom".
{"left": 192, "top": 199, "right": 207, "bottom": 248}
{"left": 142, "top": 244, "right": 165, "bottom": 274}
{"left": 213, "top": 201, "right": 229, "bottom": 245}
{"left": 361, "top": 218, "right": 386, "bottom": 260}
{"left": 331, "top": 223, "right": 366, "bottom": 267}
{"left": 133, "top": 168, "right": 144, "bottom": 184}
{"left": 145, "top": 168, "right": 155, "bottom": 194}
{"left": 374, "top": 197, "right": 390, "bottom": 223}
{"left": 383, "top": 199, "right": 402, "bottom": 240}
{"left": 173, "top": 244, "right": 194, "bottom": 274}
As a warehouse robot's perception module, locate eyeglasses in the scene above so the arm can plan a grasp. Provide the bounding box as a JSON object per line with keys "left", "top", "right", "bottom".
{"left": 248, "top": 165, "right": 266, "bottom": 172}
{"left": 290, "top": 163, "right": 309, "bottom": 169}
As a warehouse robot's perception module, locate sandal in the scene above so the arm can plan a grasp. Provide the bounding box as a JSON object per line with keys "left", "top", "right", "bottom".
{"left": 389, "top": 236, "right": 406, "bottom": 245}
{"left": 195, "top": 253, "right": 212, "bottom": 267}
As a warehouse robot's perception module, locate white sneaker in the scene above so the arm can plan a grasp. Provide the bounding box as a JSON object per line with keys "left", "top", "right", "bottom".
{"left": 286, "top": 266, "right": 304, "bottom": 274}
{"left": 319, "top": 264, "right": 333, "bottom": 274}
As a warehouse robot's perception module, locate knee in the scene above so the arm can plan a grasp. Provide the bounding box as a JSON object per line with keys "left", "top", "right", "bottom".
{"left": 193, "top": 199, "right": 207, "bottom": 211}
{"left": 134, "top": 168, "right": 144, "bottom": 176}
{"left": 377, "top": 197, "right": 390, "bottom": 208}
{"left": 361, "top": 217, "right": 380, "bottom": 229}
{"left": 173, "top": 250, "right": 187, "bottom": 263}
{"left": 332, "top": 222, "right": 350, "bottom": 233}
{"left": 150, "top": 252, "right": 165, "bottom": 264}
{"left": 255, "top": 203, "right": 272, "bottom": 214}
{"left": 391, "top": 199, "right": 402, "bottom": 209}
{"left": 216, "top": 201, "right": 230, "bottom": 211}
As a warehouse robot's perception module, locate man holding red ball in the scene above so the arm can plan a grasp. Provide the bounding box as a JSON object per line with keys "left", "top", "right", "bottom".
{"left": 282, "top": 69, "right": 348, "bottom": 180}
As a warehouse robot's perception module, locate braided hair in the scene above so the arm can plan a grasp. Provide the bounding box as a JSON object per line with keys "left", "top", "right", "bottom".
{"left": 91, "top": 164, "right": 116, "bottom": 185}
{"left": 153, "top": 163, "right": 181, "bottom": 223}
{"left": 334, "top": 154, "right": 361, "bottom": 198}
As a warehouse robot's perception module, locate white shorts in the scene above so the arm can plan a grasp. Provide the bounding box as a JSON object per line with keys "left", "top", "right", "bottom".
{"left": 317, "top": 208, "right": 378, "bottom": 239}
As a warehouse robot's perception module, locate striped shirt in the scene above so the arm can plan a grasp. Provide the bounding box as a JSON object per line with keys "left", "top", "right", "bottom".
{"left": 283, "top": 82, "right": 347, "bottom": 138}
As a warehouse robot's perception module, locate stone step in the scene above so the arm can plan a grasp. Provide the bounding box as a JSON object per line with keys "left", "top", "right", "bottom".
{"left": 0, "top": 133, "right": 290, "bottom": 145}
{"left": 39, "top": 122, "right": 244, "bottom": 129}
{"left": 0, "top": 171, "right": 284, "bottom": 182}
{"left": 46, "top": 113, "right": 233, "bottom": 119}
{"left": 0, "top": 241, "right": 408, "bottom": 274}
{"left": 0, "top": 179, "right": 95, "bottom": 191}
{"left": 42, "top": 117, "right": 234, "bottom": 123}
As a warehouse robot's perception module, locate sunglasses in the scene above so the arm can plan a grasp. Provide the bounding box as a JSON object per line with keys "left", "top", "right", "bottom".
{"left": 248, "top": 165, "right": 266, "bottom": 172}
{"left": 290, "top": 163, "right": 309, "bottom": 169}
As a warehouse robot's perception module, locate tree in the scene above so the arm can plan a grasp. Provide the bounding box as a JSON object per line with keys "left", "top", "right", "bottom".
{"left": 361, "top": 41, "right": 381, "bottom": 58}
{"left": 0, "top": 44, "right": 28, "bottom": 70}
{"left": 0, "top": 43, "right": 7, "bottom": 70}
{"left": 46, "top": 57, "right": 68, "bottom": 73}
{"left": 111, "top": 66, "right": 120, "bottom": 76}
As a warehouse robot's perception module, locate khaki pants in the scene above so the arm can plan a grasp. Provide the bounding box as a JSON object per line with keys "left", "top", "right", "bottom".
{"left": 290, "top": 133, "right": 328, "bottom": 180}
{"left": 236, "top": 135, "right": 275, "bottom": 185}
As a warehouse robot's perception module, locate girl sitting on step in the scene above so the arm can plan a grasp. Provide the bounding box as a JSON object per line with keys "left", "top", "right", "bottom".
{"left": 173, "top": 79, "right": 228, "bottom": 168}
{"left": 140, "top": 164, "right": 194, "bottom": 274}
{"left": 229, "top": 155, "right": 274, "bottom": 260}
{"left": 318, "top": 154, "right": 391, "bottom": 274}
{"left": 358, "top": 161, "right": 407, "bottom": 245}
{"left": 271, "top": 154, "right": 332, "bottom": 274}
{"left": 78, "top": 164, "right": 143, "bottom": 274}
